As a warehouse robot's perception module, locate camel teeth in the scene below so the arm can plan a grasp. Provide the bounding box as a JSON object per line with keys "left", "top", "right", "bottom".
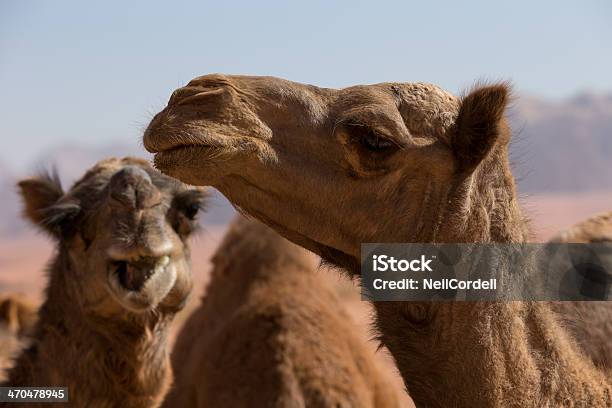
{"left": 158, "top": 256, "right": 170, "bottom": 267}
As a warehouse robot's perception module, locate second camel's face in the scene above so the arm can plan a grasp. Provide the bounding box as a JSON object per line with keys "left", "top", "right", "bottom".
{"left": 19, "top": 158, "right": 207, "bottom": 316}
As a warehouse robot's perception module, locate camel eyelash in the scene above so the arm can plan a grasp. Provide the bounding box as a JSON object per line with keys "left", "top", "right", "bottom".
{"left": 343, "top": 123, "right": 400, "bottom": 153}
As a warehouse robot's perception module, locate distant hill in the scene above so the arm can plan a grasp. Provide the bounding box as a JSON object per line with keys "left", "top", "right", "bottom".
{"left": 508, "top": 92, "right": 612, "bottom": 193}
{"left": 1, "top": 91, "right": 611, "bottom": 237}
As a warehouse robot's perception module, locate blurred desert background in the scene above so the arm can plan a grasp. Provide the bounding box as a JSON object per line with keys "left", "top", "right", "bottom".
{"left": 1, "top": 92, "right": 611, "bottom": 407}
{"left": 1, "top": 2, "right": 611, "bottom": 406}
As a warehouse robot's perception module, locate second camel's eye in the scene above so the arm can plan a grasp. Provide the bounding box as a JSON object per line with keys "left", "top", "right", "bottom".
{"left": 184, "top": 203, "right": 200, "bottom": 220}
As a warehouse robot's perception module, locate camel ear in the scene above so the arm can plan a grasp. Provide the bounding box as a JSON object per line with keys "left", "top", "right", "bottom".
{"left": 17, "top": 171, "right": 80, "bottom": 238}
{"left": 452, "top": 83, "right": 510, "bottom": 173}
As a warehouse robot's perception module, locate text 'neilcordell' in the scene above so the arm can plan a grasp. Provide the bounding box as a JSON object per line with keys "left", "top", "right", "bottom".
{"left": 371, "top": 255, "right": 497, "bottom": 291}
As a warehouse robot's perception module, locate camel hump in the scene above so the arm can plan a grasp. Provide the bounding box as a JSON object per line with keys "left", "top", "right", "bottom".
{"left": 551, "top": 211, "right": 612, "bottom": 243}
{"left": 213, "top": 216, "right": 316, "bottom": 273}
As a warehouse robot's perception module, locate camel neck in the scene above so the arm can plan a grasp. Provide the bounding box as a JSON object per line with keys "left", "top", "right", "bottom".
{"left": 375, "top": 301, "right": 611, "bottom": 407}
{"left": 367, "top": 156, "right": 610, "bottom": 406}
{"left": 3, "top": 249, "right": 172, "bottom": 407}
{"left": 432, "top": 154, "right": 529, "bottom": 244}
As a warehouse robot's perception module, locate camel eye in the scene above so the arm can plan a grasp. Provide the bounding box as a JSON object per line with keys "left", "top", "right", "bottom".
{"left": 346, "top": 124, "right": 398, "bottom": 153}
{"left": 360, "top": 132, "right": 395, "bottom": 152}
{"left": 170, "top": 189, "right": 207, "bottom": 236}
{"left": 184, "top": 203, "right": 200, "bottom": 220}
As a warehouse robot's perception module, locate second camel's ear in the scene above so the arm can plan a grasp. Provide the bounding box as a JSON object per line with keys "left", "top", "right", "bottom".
{"left": 17, "top": 171, "right": 80, "bottom": 238}
{"left": 452, "top": 83, "right": 510, "bottom": 173}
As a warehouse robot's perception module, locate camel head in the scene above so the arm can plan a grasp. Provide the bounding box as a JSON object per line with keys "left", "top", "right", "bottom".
{"left": 144, "top": 75, "right": 520, "bottom": 271}
{"left": 18, "top": 157, "right": 206, "bottom": 315}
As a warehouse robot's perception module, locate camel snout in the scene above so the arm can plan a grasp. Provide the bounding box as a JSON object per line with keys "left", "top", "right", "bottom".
{"left": 107, "top": 238, "right": 174, "bottom": 262}
{"left": 108, "top": 166, "right": 160, "bottom": 210}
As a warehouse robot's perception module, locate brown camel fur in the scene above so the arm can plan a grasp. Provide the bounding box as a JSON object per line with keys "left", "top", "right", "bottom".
{"left": 550, "top": 212, "right": 612, "bottom": 371}
{"left": 3, "top": 157, "right": 206, "bottom": 408}
{"left": 0, "top": 295, "right": 37, "bottom": 381}
{"left": 162, "top": 216, "right": 400, "bottom": 407}
{"left": 144, "top": 74, "right": 611, "bottom": 407}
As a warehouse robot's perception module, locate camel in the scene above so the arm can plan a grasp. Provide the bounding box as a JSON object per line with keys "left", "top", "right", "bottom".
{"left": 550, "top": 211, "right": 612, "bottom": 244}
{"left": 144, "top": 74, "right": 612, "bottom": 407}
{"left": 550, "top": 211, "right": 612, "bottom": 370}
{"left": 0, "top": 295, "right": 37, "bottom": 381}
{"left": 162, "top": 216, "right": 400, "bottom": 407}
{"left": 3, "top": 157, "right": 206, "bottom": 408}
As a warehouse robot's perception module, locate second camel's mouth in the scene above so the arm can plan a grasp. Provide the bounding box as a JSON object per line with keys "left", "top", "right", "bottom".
{"left": 110, "top": 257, "right": 165, "bottom": 292}
{"left": 106, "top": 255, "right": 177, "bottom": 312}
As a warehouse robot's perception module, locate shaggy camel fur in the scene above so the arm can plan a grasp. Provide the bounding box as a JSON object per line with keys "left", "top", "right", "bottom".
{"left": 145, "top": 74, "right": 611, "bottom": 407}
{"left": 3, "top": 158, "right": 206, "bottom": 408}
{"left": 0, "top": 295, "right": 37, "bottom": 381}
{"left": 550, "top": 211, "right": 612, "bottom": 370}
{"left": 162, "top": 216, "right": 399, "bottom": 408}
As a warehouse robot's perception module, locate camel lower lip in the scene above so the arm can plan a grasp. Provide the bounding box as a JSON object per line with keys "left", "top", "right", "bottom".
{"left": 106, "top": 257, "right": 176, "bottom": 312}
{"left": 153, "top": 145, "right": 215, "bottom": 168}
{"left": 157, "top": 144, "right": 214, "bottom": 155}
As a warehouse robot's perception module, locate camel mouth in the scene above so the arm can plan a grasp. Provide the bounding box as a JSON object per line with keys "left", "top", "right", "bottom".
{"left": 150, "top": 135, "right": 272, "bottom": 188}
{"left": 143, "top": 111, "right": 233, "bottom": 155}
{"left": 153, "top": 144, "right": 218, "bottom": 164}
{"left": 111, "top": 258, "right": 159, "bottom": 292}
{"left": 152, "top": 144, "right": 224, "bottom": 183}
{"left": 106, "top": 256, "right": 177, "bottom": 312}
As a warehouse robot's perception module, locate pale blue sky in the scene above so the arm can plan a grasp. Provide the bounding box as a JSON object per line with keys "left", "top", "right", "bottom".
{"left": 1, "top": 0, "right": 611, "bottom": 170}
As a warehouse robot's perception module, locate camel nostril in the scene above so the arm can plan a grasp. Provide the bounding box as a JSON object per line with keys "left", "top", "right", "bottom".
{"left": 175, "top": 88, "right": 227, "bottom": 107}
{"left": 186, "top": 74, "right": 230, "bottom": 88}
{"left": 109, "top": 166, "right": 159, "bottom": 209}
